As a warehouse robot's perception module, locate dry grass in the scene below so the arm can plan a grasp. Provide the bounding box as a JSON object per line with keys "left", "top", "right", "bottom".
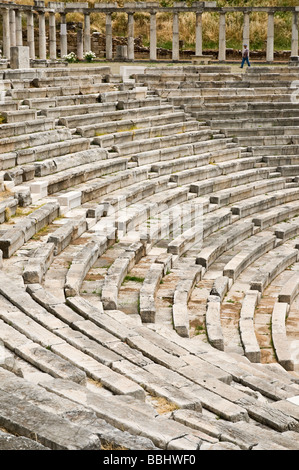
{"left": 150, "top": 396, "right": 179, "bottom": 414}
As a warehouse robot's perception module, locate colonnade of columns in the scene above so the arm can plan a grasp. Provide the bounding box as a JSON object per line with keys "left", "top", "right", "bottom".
{"left": 1, "top": 4, "right": 299, "bottom": 62}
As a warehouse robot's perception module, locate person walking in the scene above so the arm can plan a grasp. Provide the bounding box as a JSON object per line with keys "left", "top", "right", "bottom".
{"left": 241, "top": 44, "right": 251, "bottom": 68}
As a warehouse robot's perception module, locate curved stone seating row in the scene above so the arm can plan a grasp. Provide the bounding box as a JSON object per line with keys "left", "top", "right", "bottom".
{"left": 271, "top": 302, "right": 294, "bottom": 372}
{"left": 0, "top": 117, "right": 56, "bottom": 140}
{"left": 278, "top": 271, "right": 299, "bottom": 304}
{"left": 169, "top": 155, "right": 264, "bottom": 187}
{"left": 209, "top": 177, "right": 287, "bottom": 207}
{"left": 58, "top": 104, "right": 174, "bottom": 129}
{"left": 0, "top": 127, "right": 73, "bottom": 156}
{"left": 95, "top": 120, "right": 202, "bottom": 148}
{"left": 252, "top": 200, "right": 299, "bottom": 230}
{"left": 223, "top": 232, "right": 277, "bottom": 283}
{"left": 112, "top": 128, "right": 214, "bottom": 158}
{"left": 77, "top": 110, "right": 189, "bottom": 139}
{"left": 249, "top": 245, "right": 299, "bottom": 294}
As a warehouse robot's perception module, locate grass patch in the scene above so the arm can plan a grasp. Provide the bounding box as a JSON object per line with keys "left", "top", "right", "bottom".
{"left": 123, "top": 275, "right": 145, "bottom": 283}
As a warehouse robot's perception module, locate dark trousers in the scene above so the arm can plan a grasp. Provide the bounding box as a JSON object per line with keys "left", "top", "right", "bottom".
{"left": 241, "top": 56, "right": 250, "bottom": 68}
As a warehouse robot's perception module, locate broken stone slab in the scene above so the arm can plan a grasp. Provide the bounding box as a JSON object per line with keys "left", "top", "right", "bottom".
{"left": 22, "top": 242, "right": 55, "bottom": 284}
{"left": 205, "top": 298, "right": 224, "bottom": 351}
{"left": 172, "top": 268, "right": 202, "bottom": 338}
{"left": 0, "top": 430, "right": 49, "bottom": 450}
{"left": 64, "top": 239, "right": 102, "bottom": 297}
{"left": 0, "top": 389, "right": 101, "bottom": 450}
{"left": 210, "top": 276, "right": 229, "bottom": 302}
{"left": 278, "top": 272, "right": 299, "bottom": 304}
{"left": 139, "top": 263, "right": 164, "bottom": 323}
{"left": 40, "top": 378, "right": 207, "bottom": 450}
{"left": 239, "top": 290, "right": 261, "bottom": 363}
{"left": 271, "top": 302, "right": 294, "bottom": 371}
{"left": 0, "top": 368, "right": 156, "bottom": 450}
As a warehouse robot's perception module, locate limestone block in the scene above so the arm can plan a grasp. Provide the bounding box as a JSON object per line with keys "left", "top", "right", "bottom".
{"left": 10, "top": 46, "right": 30, "bottom": 69}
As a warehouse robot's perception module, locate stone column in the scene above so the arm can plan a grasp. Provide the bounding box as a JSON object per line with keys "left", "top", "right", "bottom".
{"left": 127, "top": 12, "right": 134, "bottom": 61}
{"left": 105, "top": 12, "right": 112, "bottom": 60}
{"left": 26, "top": 11, "right": 35, "bottom": 59}
{"left": 2, "top": 8, "right": 11, "bottom": 59}
{"left": 15, "top": 10, "right": 23, "bottom": 46}
{"left": 291, "top": 12, "right": 298, "bottom": 57}
{"left": 150, "top": 12, "right": 157, "bottom": 61}
{"left": 84, "top": 13, "right": 91, "bottom": 54}
{"left": 172, "top": 12, "right": 179, "bottom": 61}
{"left": 195, "top": 12, "right": 203, "bottom": 56}
{"left": 266, "top": 11, "right": 274, "bottom": 62}
{"left": 49, "top": 12, "right": 56, "bottom": 60}
{"left": 38, "top": 11, "right": 46, "bottom": 59}
{"left": 60, "top": 13, "right": 67, "bottom": 58}
{"left": 9, "top": 9, "right": 16, "bottom": 48}
{"left": 243, "top": 11, "right": 250, "bottom": 50}
{"left": 218, "top": 12, "right": 226, "bottom": 61}
{"left": 77, "top": 27, "right": 83, "bottom": 60}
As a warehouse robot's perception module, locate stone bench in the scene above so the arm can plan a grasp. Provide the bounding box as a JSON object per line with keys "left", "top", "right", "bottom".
{"left": 230, "top": 187, "right": 299, "bottom": 219}
{"left": 112, "top": 129, "right": 213, "bottom": 157}
{"left": 0, "top": 201, "right": 60, "bottom": 258}
{"left": 0, "top": 128, "right": 72, "bottom": 155}
{"left": 190, "top": 167, "right": 271, "bottom": 197}
{"left": 22, "top": 242, "right": 55, "bottom": 284}
{"left": 77, "top": 111, "right": 188, "bottom": 138}
{"left": 193, "top": 109, "right": 299, "bottom": 123}
{"left": 73, "top": 166, "right": 148, "bottom": 205}
{"left": 168, "top": 208, "right": 232, "bottom": 257}
{"left": 169, "top": 155, "right": 259, "bottom": 187}
{"left": 252, "top": 201, "right": 299, "bottom": 230}
{"left": 39, "top": 156, "right": 128, "bottom": 196}
{"left": 39, "top": 101, "right": 118, "bottom": 119}
{"left": 223, "top": 233, "right": 277, "bottom": 282}
{"left": 139, "top": 262, "right": 164, "bottom": 323}
{"left": 131, "top": 139, "right": 239, "bottom": 168}
{"left": 95, "top": 121, "right": 200, "bottom": 148}
{"left": 0, "top": 117, "right": 56, "bottom": 139}
{"left": 278, "top": 272, "right": 299, "bottom": 304}
{"left": 239, "top": 290, "right": 261, "bottom": 363}
{"left": 33, "top": 147, "right": 108, "bottom": 177}
{"left": 210, "top": 178, "right": 287, "bottom": 207}
{"left": 249, "top": 246, "right": 299, "bottom": 293}
{"left": 196, "top": 221, "right": 254, "bottom": 270}
{"left": 58, "top": 104, "right": 174, "bottom": 129}
{"left": 274, "top": 219, "right": 299, "bottom": 242}
{"left": 271, "top": 302, "right": 294, "bottom": 371}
